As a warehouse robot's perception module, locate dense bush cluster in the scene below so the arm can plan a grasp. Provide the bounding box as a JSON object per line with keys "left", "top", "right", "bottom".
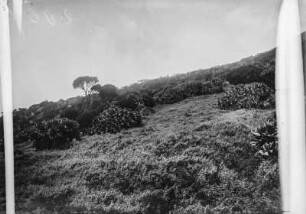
{"left": 31, "top": 118, "right": 80, "bottom": 150}
{"left": 115, "top": 93, "right": 142, "bottom": 110}
{"left": 60, "top": 108, "right": 79, "bottom": 120}
{"left": 140, "top": 93, "right": 155, "bottom": 108}
{"left": 92, "top": 84, "right": 118, "bottom": 101}
{"left": 218, "top": 82, "right": 274, "bottom": 110}
{"left": 115, "top": 92, "right": 155, "bottom": 110}
{"left": 252, "top": 115, "right": 278, "bottom": 162}
{"left": 73, "top": 100, "right": 111, "bottom": 131}
{"left": 14, "top": 126, "right": 37, "bottom": 144}
{"left": 154, "top": 79, "right": 224, "bottom": 104}
{"left": 91, "top": 106, "right": 142, "bottom": 134}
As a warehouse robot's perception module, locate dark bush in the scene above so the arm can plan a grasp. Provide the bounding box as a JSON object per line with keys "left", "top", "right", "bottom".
{"left": 14, "top": 126, "right": 38, "bottom": 144}
{"left": 218, "top": 82, "right": 274, "bottom": 110}
{"left": 115, "top": 93, "right": 141, "bottom": 110}
{"left": 99, "top": 84, "right": 118, "bottom": 101}
{"left": 31, "top": 118, "right": 80, "bottom": 150}
{"left": 91, "top": 105, "right": 142, "bottom": 134}
{"left": 77, "top": 110, "right": 99, "bottom": 130}
{"left": 252, "top": 115, "right": 278, "bottom": 162}
{"left": 211, "top": 78, "right": 224, "bottom": 93}
{"left": 154, "top": 80, "right": 224, "bottom": 104}
{"left": 154, "top": 86, "right": 186, "bottom": 104}
{"left": 60, "top": 108, "right": 79, "bottom": 120}
{"left": 140, "top": 93, "right": 155, "bottom": 107}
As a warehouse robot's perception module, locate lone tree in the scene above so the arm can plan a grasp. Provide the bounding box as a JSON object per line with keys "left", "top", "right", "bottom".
{"left": 73, "top": 76, "right": 99, "bottom": 96}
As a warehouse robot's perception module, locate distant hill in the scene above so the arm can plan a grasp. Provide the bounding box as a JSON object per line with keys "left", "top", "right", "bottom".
{"left": 122, "top": 31, "right": 306, "bottom": 94}
{"left": 120, "top": 48, "right": 275, "bottom": 94}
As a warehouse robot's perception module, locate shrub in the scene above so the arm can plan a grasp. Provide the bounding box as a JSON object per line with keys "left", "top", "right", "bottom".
{"left": 91, "top": 105, "right": 142, "bottom": 134}
{"left": 154, "top": 80, "right": 223, "bottom": 104}
{"left": 115, "top": 94, "right": 141, "bottom": 110}
{"left": 140, "top": 93, "right": 155, "bottom": 107}
{"left": 60, "top": 108, "right": 79, "bottom": 120}
{"left": 14, "top": 126, "right": 37, "bottom": 144}
{"left": 218, "top": 82, "right": 273, "bottom": 110}
{"left": 77, "top": 110, "right": 99, "bottom": 130}
{"left": 114, "top": 92, "right": 155, "bottom": 111}
{"left": 211, "top": 78, "right": 224, "bottom": 93}
{"left": 154, "top": 86, "right": 186, "bottom": 104}
{"left": 201, "top": 81, "right": 214, "bottom": 94}
{"left": 252, "top": 115, "right": 278, "bottom": 162}
{"left": 99, "top": 84, "right": 118, "bottom": 101}
{"left": 31, "top": 118, "right": 80, "bottom": 150}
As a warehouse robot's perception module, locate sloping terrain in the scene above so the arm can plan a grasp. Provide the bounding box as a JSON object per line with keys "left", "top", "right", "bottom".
{"left": 0, "top": 93, "right": 279, "bottom": 214}
{"left": 120, "top": 49, "right": 275, "bottom": 94}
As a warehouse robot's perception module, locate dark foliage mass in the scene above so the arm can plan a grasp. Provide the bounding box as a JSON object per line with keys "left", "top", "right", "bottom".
{"left": 154, "top": 79, "right": 224, "bottom": 104}
{"left": 91, "top": 105, "right": 142, "bottom": 134}
{"left": 31, "top": 118, "right": 80, "bottom": 150}
{"left": 60, "top": 108, "right": 80, "bottom": 121}
{"left": 77, "top": 109, "right": 99, "bottom": 130}
{"left": 120, "top": 49, "right": 275, "bottom": 94}
{"left": 252, "top": 114, "right": 278, "bottom": 162}
{"left": 115, "top": 92, "right": 156, "bottom": 110}
{"left": 218, "top": 82, "right": 274, "bottom": 110}
{"left": 140, "top": 93, "right": 155, "bottom": 108}
{"left": 115, "top": 93, "right": 141, "bottom": 110}
{"left": 98, "top": 84, "right": 118, "bottom": 101}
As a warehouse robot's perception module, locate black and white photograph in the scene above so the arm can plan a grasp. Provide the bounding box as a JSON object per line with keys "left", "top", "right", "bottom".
{"left": 1, "top": 0, "right": 306, "bottom": 213}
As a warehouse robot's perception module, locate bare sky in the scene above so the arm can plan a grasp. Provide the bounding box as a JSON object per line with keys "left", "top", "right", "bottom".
{"left": 7, "top": 0, "right": 285, "bottom": 108}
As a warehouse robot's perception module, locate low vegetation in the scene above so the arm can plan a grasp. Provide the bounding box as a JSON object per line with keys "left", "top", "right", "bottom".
{"left": 153, "top": 79, "right": 224, "bottom": 104}
{"left": 91, "top": 105, "right": 142, "bottom": 134}
{"left": 252, "top": 114, "right": 278, "bottom": 162}
{"left": 218, "top": 82, "right": 274, "bottom": 110}
{"left": 31, "top": 118, "right": 80, "bottom": 150}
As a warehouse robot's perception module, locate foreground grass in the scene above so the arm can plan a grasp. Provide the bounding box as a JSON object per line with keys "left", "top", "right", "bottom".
{"left": 1, "top": 94, "right": 280, "bottom": 213}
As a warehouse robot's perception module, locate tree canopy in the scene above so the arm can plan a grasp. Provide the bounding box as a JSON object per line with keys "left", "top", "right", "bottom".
{"left": 72, "top": 76, "right": 99, "bottom": 96}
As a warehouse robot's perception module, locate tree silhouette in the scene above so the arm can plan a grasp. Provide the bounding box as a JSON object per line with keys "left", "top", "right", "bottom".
{"left": 72, "top": 76, "right": 99, "bottom": 97}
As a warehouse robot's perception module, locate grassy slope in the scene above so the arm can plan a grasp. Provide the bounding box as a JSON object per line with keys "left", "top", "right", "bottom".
{"left": 1, "top": 94, "right": 279, "bottom": 213}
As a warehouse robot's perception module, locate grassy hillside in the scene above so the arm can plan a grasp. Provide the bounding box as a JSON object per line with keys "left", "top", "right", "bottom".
{"left": 1, "top": 93, "right": 279, "bottom": 214}
{"left": 0, "top": 32, "right": 287, "bottom": 213}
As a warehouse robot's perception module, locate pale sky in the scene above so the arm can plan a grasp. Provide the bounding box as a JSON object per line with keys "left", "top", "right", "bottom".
{"left": 5, "top": 0, "right": 288, "bottom": 108}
